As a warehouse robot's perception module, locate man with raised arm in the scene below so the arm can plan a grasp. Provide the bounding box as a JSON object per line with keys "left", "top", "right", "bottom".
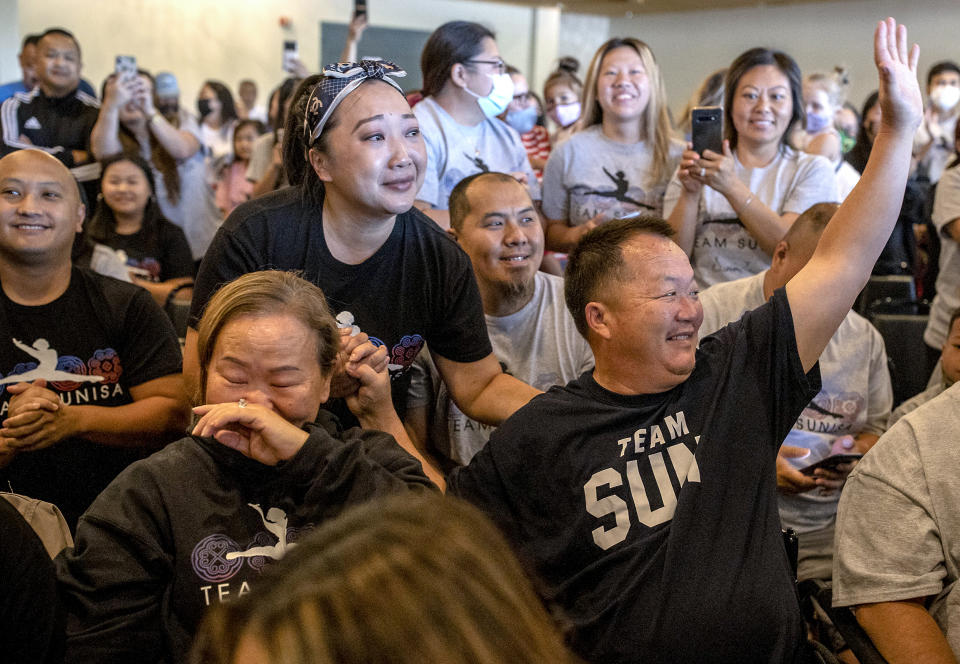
{"left": 446, "top": 18, "right": 921, "bottom": 664}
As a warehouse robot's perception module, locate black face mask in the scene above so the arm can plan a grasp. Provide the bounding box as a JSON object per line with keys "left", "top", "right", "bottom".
{"left": 157, "top": 101, "right": 178, "bottom": 117}
{"left": 197, "top": 98, "right": 212, "bottom": 118}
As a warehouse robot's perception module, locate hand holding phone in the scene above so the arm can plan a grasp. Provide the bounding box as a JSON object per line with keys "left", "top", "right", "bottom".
{"left": 691, "top": 106, "right": 723, "bottom": 157}
{"left": 115, "top": 55, "right": 137, "bottom": 82}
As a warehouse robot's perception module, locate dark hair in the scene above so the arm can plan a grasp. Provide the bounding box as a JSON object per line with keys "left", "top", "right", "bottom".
{"left": 271, "top": 76, "right": 302, "bottom": 130}
{"left": 544, "top": 57, "right": 582, "bottom": 100}
{"left": 845, "top": 90, "right": 879, "bottom": 174}
{"left": 448, "top": 171, "right": 527, "bottom": 231}
{"left": 420, "top": 21, "right": 495, "bottom": 98}
{"left": 88, "top": 153, "right": 164, "bottom": 250}
{"left": 927, "top": 61, "right": 960, "bottom": 88}
{"left": 234, "top": 119, "right": 264, "bottom": 138}
{"left": 22, "top": 34, "right": 40, "bottom": 50}
{"left": 191, "top": 492, "right": 577, "bottom": 664}
{"left": 284, "top": 74, "right": 325, "bottom": 209}
{"left": 201, "top": 80, "right": 238, "bottom": 124}
{"left": 100, "top": 69, "right": 182, "bottom": 204}
{"left": 781, "top": 201, "right": 838, "bottom": 246}
{"left": 724, "top": 47, "right": 803, "bottom": 151}
{"left": 564, "top": 216, "right": 675, "bottom": 338}
{"left": 38, "top": 28, "right": 81, "bottom": 58}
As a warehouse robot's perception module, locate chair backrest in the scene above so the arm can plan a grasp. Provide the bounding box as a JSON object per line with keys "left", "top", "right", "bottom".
{"left": 867, "top": 312, "right": 930, "bottom": 407}
{"left": 1, "top": 492, "right": 74, "bottom": 558}
{"left": 855, "top": 275, "right": 917, "bottom": 315}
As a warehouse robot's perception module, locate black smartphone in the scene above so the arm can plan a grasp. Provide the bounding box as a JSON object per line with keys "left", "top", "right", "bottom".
{"left": 354, "top": 0, "right": 367, "bottom": 20}
{"left": 799, "top": 453, "right": 862, "bottom": 476}
{"left": 282, "top": 40, "right": 298, "bottom": 73}
{"left": 691, "top": 106, "right": 723, "bottom": 156}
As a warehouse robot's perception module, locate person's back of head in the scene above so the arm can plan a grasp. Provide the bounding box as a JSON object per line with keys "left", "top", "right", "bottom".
{"left": 191, "top": 492, "right": 576, "bottom": 664}
{"left": 765, "top": 202, "right": 839, "bottom": 290}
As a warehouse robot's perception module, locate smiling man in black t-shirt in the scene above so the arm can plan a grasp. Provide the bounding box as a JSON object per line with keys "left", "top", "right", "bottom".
{"left": 0, "top": 149, "right": 188, "bottom": 528}
{"left": 448, "top": 19, "right": 923, "bottom": 664}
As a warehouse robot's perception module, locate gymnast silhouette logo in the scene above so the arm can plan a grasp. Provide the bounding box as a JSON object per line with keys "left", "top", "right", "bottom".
{"left": 0, "top": 338, "right": 104, "bottom": 385}
{"left": 463, "top": 153, "right": 490, "bottom": 173}
{"left": 583, "top": 167, "right": 655, "bottom": 210}
{"left": 225, "top": 504, "right": 296, "bottom": 562}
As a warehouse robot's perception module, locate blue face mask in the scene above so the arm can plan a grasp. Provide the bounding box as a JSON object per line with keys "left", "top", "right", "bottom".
{"left": 506, "top": 106, "right": 538, "bottom": 134}
{"left": 805, "top": 111, "right": 832, "bottom": 134}
{"left": 465, "top": 72, "right": 515, "bottom": 118}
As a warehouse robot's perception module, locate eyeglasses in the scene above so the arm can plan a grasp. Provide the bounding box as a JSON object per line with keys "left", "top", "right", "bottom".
{"left": 465, "top": 58, "right": 506, "bottom": 74}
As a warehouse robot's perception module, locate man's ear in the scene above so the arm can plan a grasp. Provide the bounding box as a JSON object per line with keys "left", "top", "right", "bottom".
{"left": 585, "top": 301, "right": 613, "bottom": 340}
{"left": 75, "top": 203, "right": 85, "bottom": 233}
{"left": 308, "top": 148, "right": 333, "bottom": 183}
{"left": 770, "top": 239, "right": 790, "bottom": 267}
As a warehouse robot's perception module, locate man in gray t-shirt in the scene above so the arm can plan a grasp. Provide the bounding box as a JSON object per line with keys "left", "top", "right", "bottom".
{"left": 699, "top": 202, "right": 891, "bottom": 581}
{"left": 407, "top": 172, "right": 592, "bottom": 466}
{"left": 834, "top": 382, "right": 960, "bottom": 661}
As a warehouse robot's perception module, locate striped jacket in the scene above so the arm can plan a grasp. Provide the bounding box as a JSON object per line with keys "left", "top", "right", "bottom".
{"left": 0, "top": 87, "right": 100, "bottom": 182}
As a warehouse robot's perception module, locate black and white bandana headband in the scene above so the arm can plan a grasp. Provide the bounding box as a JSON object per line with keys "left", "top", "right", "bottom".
{"left": 304, "top": 59, "right": 407, "bottom": 144}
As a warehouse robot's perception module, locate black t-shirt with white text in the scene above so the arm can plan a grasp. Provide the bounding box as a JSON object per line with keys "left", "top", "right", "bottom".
{"left": 190, "top": 185, "right": 492, "bottom": 419}
{"left": 449, "top": 289, "right": 821, "bottom": 664}
{"left": 0, "top": 268, "right": 183, "bottom": 529}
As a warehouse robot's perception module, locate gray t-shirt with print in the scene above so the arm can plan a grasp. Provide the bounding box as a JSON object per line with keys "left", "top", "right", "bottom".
{"left": 663, "top": 145, "right": 837, "bottom": 288}
{"left": 834, "top": 382, "right": 960, "bottom": 658}
{"left": 413, "top": 97, "right": 539, "bottom": 210}
{"left": 925, "top": 165, "right": 960, "bottom": 348}
{"left": 408, "top": 272, "right": 594, "bottom": 465}
{"left": 699, "top": 271, "right": 892, "bottom": 533}
{"left": 541, "top": 125, "right": 684, "bottom": 225}
{"left": 152, "top": 109, "right": 223, "bottom": 261}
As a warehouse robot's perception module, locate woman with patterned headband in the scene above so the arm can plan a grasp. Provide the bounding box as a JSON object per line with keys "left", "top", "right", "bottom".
{"left": 187, "top": 59, "right": 540, "bottom": 438}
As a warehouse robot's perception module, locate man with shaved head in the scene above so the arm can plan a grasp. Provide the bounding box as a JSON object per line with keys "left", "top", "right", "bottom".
{"left": 406, "top": 172, "right": 592, "bottom": 466}
{"left": 698, "top": 201, "right": 893, "bottom": 584}
{"left": 0, "top": 150, "right": 187, "bottom": 529}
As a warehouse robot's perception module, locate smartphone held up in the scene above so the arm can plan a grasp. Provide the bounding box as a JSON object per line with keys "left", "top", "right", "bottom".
{"left": 691, "top": 106, "right": 723, "bottom": 157}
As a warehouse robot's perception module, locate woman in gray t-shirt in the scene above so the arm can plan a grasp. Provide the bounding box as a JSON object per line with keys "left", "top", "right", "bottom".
{"left": 541, "top": 37, "right": 682, "bottom": 253}
{"left": 665, "top": 48, "right": 837, "bottom": 287}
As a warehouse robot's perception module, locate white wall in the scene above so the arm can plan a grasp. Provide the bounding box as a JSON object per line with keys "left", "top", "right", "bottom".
{"left": 610, "top": 0, "right": 960, "bottom": 117}
{"left": 16, "top": 0, "right": 559, "bottom": 106}
{"left": 0, "top": 0, "right": 20, "bottom": 84}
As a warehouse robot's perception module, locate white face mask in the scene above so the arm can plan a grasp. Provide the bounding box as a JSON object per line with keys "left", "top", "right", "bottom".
{"left": 930, "top": 85, "right": 960, "bottom": 112}
{"left": 550, "top": 101, "right": 581, "bottom": 128}
{"left": 465, "top": 72, "right": 514, "bottom": 118}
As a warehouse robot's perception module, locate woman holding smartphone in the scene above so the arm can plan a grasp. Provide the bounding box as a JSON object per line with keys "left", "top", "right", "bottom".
{"left": 664, "top": 48, "right": 837, "bottom": 287}
{"left": 540, "top": 38, "right": 682, "bottom": 252}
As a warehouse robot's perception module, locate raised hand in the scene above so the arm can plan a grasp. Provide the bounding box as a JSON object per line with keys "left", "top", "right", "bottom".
{"left": 873, "top": 17, "right": 922, "bottom": 136}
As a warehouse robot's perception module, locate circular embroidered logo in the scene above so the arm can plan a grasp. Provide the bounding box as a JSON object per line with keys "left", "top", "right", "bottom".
{"left": 191, "top": 534, "right": 243, "bottom": 583}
